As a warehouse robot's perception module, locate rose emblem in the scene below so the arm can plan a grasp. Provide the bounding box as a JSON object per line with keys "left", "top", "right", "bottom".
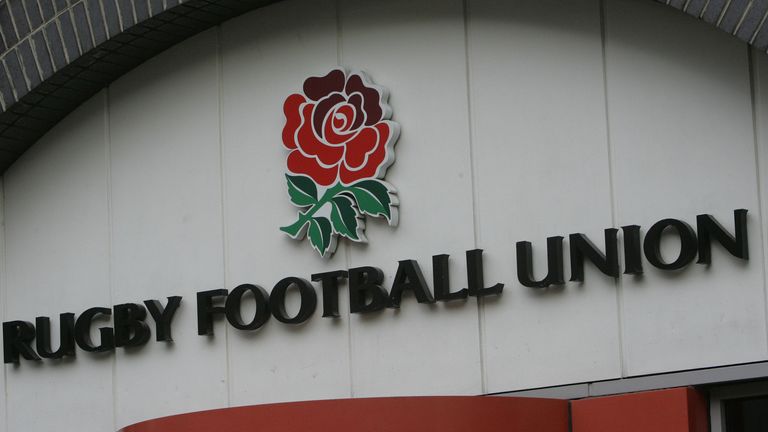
{"left": 280, "top": 69, "right": 400, "bottom": 257}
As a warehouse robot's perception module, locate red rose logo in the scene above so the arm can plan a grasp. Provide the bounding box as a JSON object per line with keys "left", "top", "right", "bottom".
{"left": 280, "top": 69, "right": 400, "bottom": 258}
{"left": 282, "top": 69, "right": 399, "bottom": 186}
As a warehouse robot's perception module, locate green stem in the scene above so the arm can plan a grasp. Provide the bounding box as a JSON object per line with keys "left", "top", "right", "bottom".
{"left": 281, "top": 183, "right": 346, "bottom": 235}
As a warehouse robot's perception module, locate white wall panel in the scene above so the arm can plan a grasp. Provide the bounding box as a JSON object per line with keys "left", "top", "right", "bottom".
{"left": 606, "top": 0, "right": 767, "bottom": 375}
{"left": 0, "top": 178, "right": 7, "bottom": 432}
{"left": 757, "top": 49, "right": 768, "bottom": 352}
{"left": 469, "top": 0, "right": 621, "bottom": 392}
{"left": 340, "top": 0, "right": 482, "bottom": 397}
{"left": 108, "top": 30, "right": 227, "bottom": 428}
{"left": 220, "top": 0, "right": 354, "bottom": 406}
{"left": 2, "top": 96, "right": 113, "bottom": 432}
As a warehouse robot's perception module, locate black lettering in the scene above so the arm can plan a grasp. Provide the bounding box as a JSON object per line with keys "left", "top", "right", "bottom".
{"left": 433, "top": 254, "right": 467, "bottom": 301}
{"left": 311, "top": 270, "right": 348, "bottom": 318}
{"left": 74, "top": 307, "right": 115, "bottom": 353}
{"left": 622, "top": 225, "right": 643, "bottom": 275}
{"left": 389, "top": 259, "right": 435, "bottom": 307}
{"left": 197, "top": 289, "right": 228, "bottom": 336}
{"left": 643, "top": 218, "right": 698, "bottom": 270}
{"left": 144, "top": 296, "right": 182, "bottom": 342}
{"left": 3, "top": 321, "right": 40, "bottom": 363}
{"left": 696, "top": 209, "right": 749, "bottom": 264}
{"left": 36, "top": 314, "right": 76, "bottom": 359}
{"left": 113, "top": 303, "right": 151, "bottom": 348}
{"left": 466, "top": 249, "right": 504, "bottom": 296}
{"left": 517, "top": 237, "right": 565, "bottom": 288}
{"left": 348, "top": 266, "right": 389, "bottom": 313}
{"left": 225, "top": 284, "right": 270, "bottom": 331}
{"left": 270, "top": 277, "right": 317, "bottom": 324}
{"left": 569, "top": 229, "right": 619, "bottom": 281}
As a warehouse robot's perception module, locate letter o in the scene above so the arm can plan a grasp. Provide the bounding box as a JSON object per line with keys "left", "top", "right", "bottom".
{"left": 225, "top": 284, "right": 270, "bottom": 330}
{"left": 643, "top": 218, "right": 698, "bottom": 270}
{"left": 269, "top": 277, "right": 317, "bottom": 324}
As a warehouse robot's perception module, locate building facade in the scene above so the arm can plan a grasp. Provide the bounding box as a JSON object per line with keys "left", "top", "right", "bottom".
{"left": 1, "top": 0, "right": 768, "bottom": 431}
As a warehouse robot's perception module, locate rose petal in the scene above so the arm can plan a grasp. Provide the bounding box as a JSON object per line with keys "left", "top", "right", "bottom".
{"left": 323, "top": 104, "right": 357, "bottom": 145}
{"left": 343, "top": 127, "right": 378, "bottom": 169}
{"left": 345, "top": 73, "right": 383, "bottom": 125}
{"left": 347, "top": 93, "right": 366, "bottom": 130}
{"left": 334, "top": 105, "right": 355, "bottom": 130}
{"left": 282, "top": 93, "right": 306, "bottom": 150}
{"left": 296, "top": 104, "right": 345, "bottom": 166}
{"left": 304, "top": 69, "right": 346, "bottom": 101}
{"left": 339, "top": 123, "right": 392, "bottom": 184}
{"left": 287, "top": 150, "right": 338, "bottom": 186}
{"left": 313, "top": 93, "right": 345, "bottom": 139}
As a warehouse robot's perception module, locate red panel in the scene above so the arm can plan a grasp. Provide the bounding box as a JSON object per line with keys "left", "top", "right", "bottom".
{"left": 119, "top": 396, "right": 568, "bottom": 432}
{"left": 687, "top": 387, "right": 709, "bottom": 432}
{"left": 572, "top": 387, "right": 709, "bottom": 432}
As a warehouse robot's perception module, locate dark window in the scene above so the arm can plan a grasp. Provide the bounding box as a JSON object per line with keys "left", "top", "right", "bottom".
{"left": 724, "top": 396, "right": 768, "bottom": 432}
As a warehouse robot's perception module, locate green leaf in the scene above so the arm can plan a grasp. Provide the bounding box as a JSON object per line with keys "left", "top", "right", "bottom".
{"left": 286, "top": 174, "right": 318, "bottom": 207}
{"left": 349, "top": 180, "right": 394, "bottom": 221}
{"left": 308, "top": 217, "right": 334, "bottom": 257}
{"left": 331, "top": 195, "right": 362, "bottom": 241}
{"left": 280, "top": 213, "right": 309, "bottom": 238}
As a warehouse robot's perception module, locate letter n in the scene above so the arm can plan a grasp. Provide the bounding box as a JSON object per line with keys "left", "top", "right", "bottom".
{"left": 696, "top": 209, "right": 748, "bottom": 264}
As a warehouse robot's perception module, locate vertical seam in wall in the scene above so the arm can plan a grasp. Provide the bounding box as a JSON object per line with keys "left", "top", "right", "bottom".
{"left": 32, "top": 0, "right": 45, "bottom": 24}
{"left": 96, "top": 0, "right": 110, "bottom": 38}
{"left": 14, "top": 49, "right": 33, "bottom": 91}
{"left": 215, "top": 24, "right": 232, "bottom": 408}
{"left": 28, "top": 31, "right": 46, "bottom": 83}
{"left": 66, "top": 9, "right": 84, "bottom": 58}
{"left": 747, "top": 47, "right": 768, "bottom": 356}
{"left": 336, "top": 0, "right": 343, "bottom": 68}
{"left": 700, "top": 0, "right": 712, "bottom": 18}
{"left": 599, "top": 0, "right": 627, "bottom": 378}
{"left": 1, "top": 2, "right": 19, "bottom": 44}
{"left": 81, "top": 0, "right": 97, "bottom": 47}
{"left": 336, "top": 0, "right": 354, "bottom": 399}
{"left": 462, "top": 0, "right": 486, "bottom": 394}
{"left": 18, "top": 0, "right": 35, "bottom": 37}
{"left": 751, "top": 10, "right": 768, "bottom": 44}
{"left": 0, "top": 12, "right": 6, "bottom": 50}
{"left": 39, "top": 26, "right": 54, "bottom": 72}
{"left": 55, "top": 17, "right": 72, "bottom": 63}
{"left": 104, "top": 87, "right": 117, "bottom": 432}
{"left": 733, "top": 0, "right": 754, "bottom": 35}
{"left": 1, "top": 61, "right": 17, "bottom": 100}
{"left": 115, "top": 0, "right": 126, "bottom": 31}
{"left": 717, "top": 0, "right": 735, "bottom": 26}
{"left": 129, "top": 1, "right": 139, "bottom": 27}
{"left": 2, "top": 174, "right": 7, "bottom": 432}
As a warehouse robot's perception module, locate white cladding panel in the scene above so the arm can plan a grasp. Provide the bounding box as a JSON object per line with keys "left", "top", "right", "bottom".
{"left": 0, "top": 179, "right": 6, "bottom": 432}
{"left": 108, "top": 30, "right": 228, "bottom": 428}
{"left": 2, "top": 96, "right": 114, "bottom": 432}
{"left": 758, "top": 49, "right": 768, "bottom": 354}
{"left": 220, "top": 0, "right": 354, "bottom": 406}
{"left": 605, "top": 0, "right": 767, "bottom": 375}
{"left": 1, "top": 0, "right": 767, "bottom": 430}
{"left": 340, "top": 0, "right": 482, "bottom": 397}
{"left": 469, "top": 0, "right": 622, "bottom": 393}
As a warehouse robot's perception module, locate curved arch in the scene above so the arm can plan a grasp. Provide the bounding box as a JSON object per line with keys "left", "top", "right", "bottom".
{"left": 118, "top": 397, "right": 568, "bottom": 432}
{"left": 0, "top": 0, "right": 765, "bottom": 173}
